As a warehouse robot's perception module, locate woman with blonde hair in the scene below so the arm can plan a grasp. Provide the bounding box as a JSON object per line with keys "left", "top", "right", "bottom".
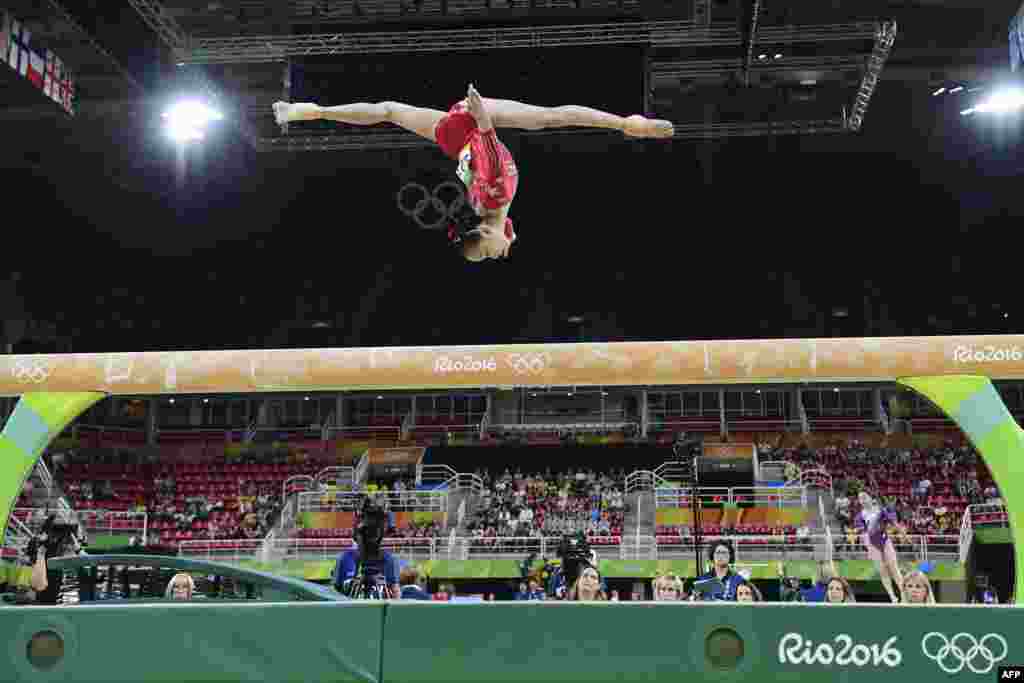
{"left": 567, "top": 565, "right": 607, "bottom": 601}
{"left": 901, "top": 570, "right": 936, "bottom": 605}
{"left": 652, "top": 574, "right": 686, "bottom": 601}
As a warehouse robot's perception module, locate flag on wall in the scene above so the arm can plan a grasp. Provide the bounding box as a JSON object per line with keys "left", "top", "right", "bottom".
{"left": 1, "top": 9, "right": 76, "bottom": 115}
{"left": 7, "top": 16, "right": 24, "bottom": 72}
{"left": 44, "top": 50, "right": 62, "bottom": 100}
{"left": 62, "top": 75, "right": 75, "bottom": 114}
{"left": 26, "top": 33, "right": 46, "bottom": 88}
{"left": 0, "top": 11, "right": 10, "bottom": 67}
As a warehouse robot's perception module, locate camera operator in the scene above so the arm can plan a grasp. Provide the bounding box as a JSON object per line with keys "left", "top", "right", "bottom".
{"left": 546, "top": 532, "right": 599, "bottom": 600}
{"left": 25, "top": 515, "right": 85, "bottom": 606}
{"left": 969, "top": 574, "right": 1000, "bottom": 605}
{"left": 333, "top": 498, "right": 400, "bottom": 599}
{"left": 778, "top": 559, "right": 839, "bottom": 603}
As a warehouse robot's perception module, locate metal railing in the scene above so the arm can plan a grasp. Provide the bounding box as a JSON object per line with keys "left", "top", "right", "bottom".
{"left": 354, "top": 452, "right": 370, "bottom": 486}
{"left": 315, "top": 466, "right": 355, "bottom": 491}
{"left": 654, "top": 486, "right": 805, "bottom": 508}
{"left": 784, "top": 468, "right": 832, "bottom": 494}
{"left": 34, "top": 459, "right": 54, "bottom": 495}
{"left": 418, "top": 464, "right": 484, "bottom": 496}
{"left": 296, "top": 490, "right": 448, "bottom": 514}
{"left": 12, "top": 507, "right": 148, "bottom": 544}
{"left": 829, "top": 532, "right": 960, "bottom": 563}
{"left": 959, "top": 506, "right": 974, "bottom": 565}
{"left": 282, "top": 475, "right": 316, "bottom": 502}
{"left": 653, "top": 460, "right": 692, "bottom": 485}
{"left": 819, "top": 495, "right": 833, "bottom": 564}
{"left": 758, "top": 460, "right": 789, "bottom": 481}
{"left": 176, "top": 532, "right": 960, "bottom": 564}
{"left": 960, "top": 502, "right": 1009, "bottom": 564}
{"left": 964, "top": 502, "right": 1009, "bottom": 528}
{"left": 74, "top": 510, "right": 148, "bottom": 543}
{"left": 624, "top": 470, "right": 669, "bottom": 494}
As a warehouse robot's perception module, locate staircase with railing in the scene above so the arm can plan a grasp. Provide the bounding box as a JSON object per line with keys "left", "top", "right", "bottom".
{"left": 418, "top": 464, "right": 484, "bottom": 532}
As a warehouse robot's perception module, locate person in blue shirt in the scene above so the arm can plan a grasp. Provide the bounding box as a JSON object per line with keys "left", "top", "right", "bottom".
{"left": 693, "top": 541, "right": 744, "bottom": 601}
{"left": 779, "top": 559, "right": 839, "bottom": 603}
{"left": 970, "top": 574, "right": 1000, "bottom": 605}
{"left": 399, "top": 566, "right": 431, "bottom": 601}
{"left": 333, "top": 498, "right": 400, "bottom": 599}
{"left": 516, "top": 578, "right": 546, "bottom": 601}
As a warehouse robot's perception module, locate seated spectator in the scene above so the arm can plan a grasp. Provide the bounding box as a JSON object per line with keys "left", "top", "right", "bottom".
{"left": 567, "top": 566, "right": 607, "bottom": 602}
{"left": 834, "top": 493, "right": 850, "bottom": 525}
{"left": 399, "top": 566, "right": 431, "bottom": 600}
{"left": 516, "top": 579, "right": 546, "bottom": 601}
{"left": 735, "top": 580, "right": 763, "bottom": 603}
{"left": 165, "top": 573, "right": 195, "bottom": 601}
{"left": 652, "top": 574, "right": 686, "bottom": 602}
{"left": 901, "top": 570, "right": 935, "bottom": 605}
{"left": 824, "top": 576, "right": 856, "bottom": 604}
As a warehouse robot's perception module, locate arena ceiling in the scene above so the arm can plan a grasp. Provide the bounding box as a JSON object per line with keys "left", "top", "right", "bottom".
{"left": 1, "top": 1, "right": 1022, "bottom": 355}
{"left": 0, "top": 1, "right": 1016, "bottom": 148}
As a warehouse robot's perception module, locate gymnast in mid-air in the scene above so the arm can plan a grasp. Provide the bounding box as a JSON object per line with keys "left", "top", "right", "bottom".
{"left": 274, "top": 84, "right": 674, "bottom": 261}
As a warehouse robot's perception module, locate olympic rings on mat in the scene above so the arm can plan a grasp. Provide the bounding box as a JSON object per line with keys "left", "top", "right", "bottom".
{"left": 920, "top": 632, "right": 1008, "bottom": 674}
{"left": 396, "top": 181, "right": 467, "bottom": 230}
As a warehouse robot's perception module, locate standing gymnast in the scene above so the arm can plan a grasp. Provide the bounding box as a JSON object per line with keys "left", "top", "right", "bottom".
{"left": 274, "top": 84, "right": 674, "bottom": 261}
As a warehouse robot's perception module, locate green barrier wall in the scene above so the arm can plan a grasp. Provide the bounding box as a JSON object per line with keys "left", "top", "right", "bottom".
{"left": 2, "top": 602, "right": 1020, "bottom": 683}
{"left": 1, "top": 602, "right": 385, "bottom": 683}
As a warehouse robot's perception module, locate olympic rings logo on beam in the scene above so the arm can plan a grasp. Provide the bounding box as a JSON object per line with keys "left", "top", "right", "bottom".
{"left": 11, "top": 360, "right": 52, "bottom": 384}
{"left": 507, "top": 353, "right": 552, "bottom": 376}
{"left": 921, "top": 632, "right": 1008, "bottom": 675}
{"left": 396, "top": 181, "right": 467, "bottom": 230}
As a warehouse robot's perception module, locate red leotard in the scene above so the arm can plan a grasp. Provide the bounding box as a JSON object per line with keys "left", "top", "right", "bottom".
{"left": 435, "top": 101, "right": 519, "bottom": 221}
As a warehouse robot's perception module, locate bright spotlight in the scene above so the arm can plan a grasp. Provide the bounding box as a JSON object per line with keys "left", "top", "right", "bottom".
{"left": 961, "top": 87, "right": 1024, "bottom": 116}
{"left": 162, "top": 100, "right": 224, "bottom": 142}
{"left": 932, "top": 87, "right": 946, "bottom": 97}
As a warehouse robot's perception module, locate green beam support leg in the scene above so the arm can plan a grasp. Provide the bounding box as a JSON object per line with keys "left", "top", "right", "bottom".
{"left": 0, "top": 392, "right": 105, "bottom": 541}
{"left": 899, "top": 376, "right": 1022, "bottom": 601}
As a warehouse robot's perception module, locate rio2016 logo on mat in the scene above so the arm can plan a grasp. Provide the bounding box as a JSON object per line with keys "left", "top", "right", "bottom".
{"left": 778, "top": 633, "right": 902, "bottom": 668}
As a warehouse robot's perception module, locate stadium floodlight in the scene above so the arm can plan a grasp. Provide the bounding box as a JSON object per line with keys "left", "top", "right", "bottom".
{"left": 961, "top": 87, "right": 1024, "bottom": 116}
{"left": 162, "top": 100, "right": 224, "bottom": 142}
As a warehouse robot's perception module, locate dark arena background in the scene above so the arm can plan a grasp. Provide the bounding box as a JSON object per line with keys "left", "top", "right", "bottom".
{"left": 1, "top": 1, "right": 1024, "bottom": 682}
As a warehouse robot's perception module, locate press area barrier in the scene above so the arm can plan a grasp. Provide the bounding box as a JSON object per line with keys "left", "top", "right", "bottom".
{"left": 3, "top": 601, "right": 1019, "bottom": 682}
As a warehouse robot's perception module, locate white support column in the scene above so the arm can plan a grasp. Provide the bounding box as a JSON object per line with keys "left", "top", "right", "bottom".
{"left": 718, "top": 389, "right": 726, "bottom": 439}
{"left": 146, "top": 398, "right": 158, "bottom": 446}
{"left": 640, "top": 390, "right": 649, "bottom": 438}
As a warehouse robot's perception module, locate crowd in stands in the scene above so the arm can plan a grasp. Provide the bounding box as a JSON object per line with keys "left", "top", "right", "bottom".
{"left": 467, "top": 467, "right": 626, "bottom": 541}
{"left": 763, "top": 440, "right": 1002, "bottom": 550}
{"left": 43, "top": 454, "right": 303, "bottom": 546}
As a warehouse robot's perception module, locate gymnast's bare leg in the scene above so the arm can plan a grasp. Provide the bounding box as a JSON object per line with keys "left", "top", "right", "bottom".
{"left": 273, "top": 96, "right": 674, "bottom": 139}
